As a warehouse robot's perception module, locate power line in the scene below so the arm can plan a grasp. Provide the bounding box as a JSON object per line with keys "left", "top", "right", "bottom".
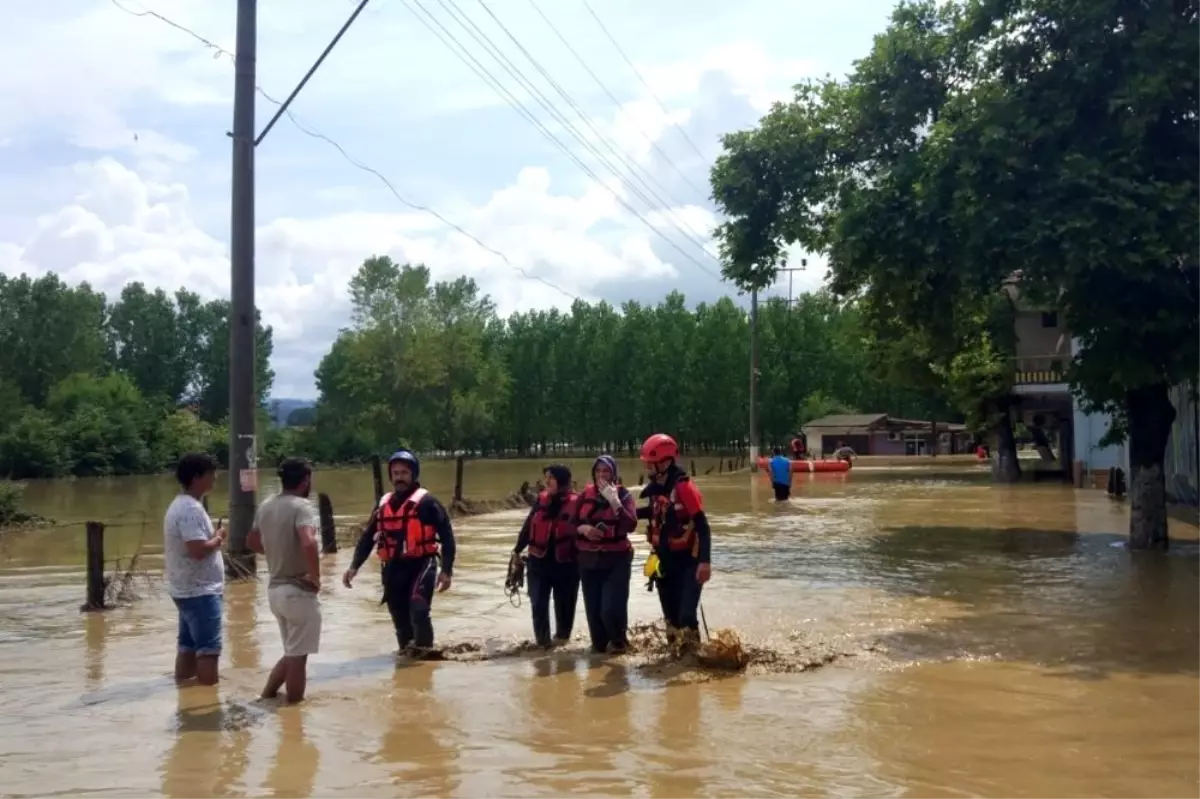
{"left": 409, "top": 0, "right": 724, "bottom": 281}
{"left": 105, "top": 0, "right": 581, "bottom": 301}
{"left": 525, "top": 0, "right": 710, "bottom": 200}
{"left": 431, "top": 0, "right": 716, "bottom": 265}
{"left": 471, "top": 0, "right": 719, "bottom": 258}
{"left": 579, "top": 0, "right": 709, "bottom": 162}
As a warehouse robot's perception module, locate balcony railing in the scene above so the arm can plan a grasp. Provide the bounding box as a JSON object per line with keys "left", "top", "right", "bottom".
{"left": 1012, "top": 355, "right": 1067, "bottom": 386}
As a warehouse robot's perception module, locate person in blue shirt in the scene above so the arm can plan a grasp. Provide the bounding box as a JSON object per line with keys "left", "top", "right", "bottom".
{"left": 768, "top": 446, "right": 793, "bottom": 501}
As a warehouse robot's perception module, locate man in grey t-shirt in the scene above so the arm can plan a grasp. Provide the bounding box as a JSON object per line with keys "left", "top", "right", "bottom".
{"left": 163, "top": 452, "right": 226, "bottom": 686}
{"left": 249, "top": 458, "right": 322, "bottom": 703}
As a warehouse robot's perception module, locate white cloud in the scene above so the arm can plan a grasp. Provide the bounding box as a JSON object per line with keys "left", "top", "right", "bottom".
{"left": 0, "top": 0, "right": 877, "bottom": 396}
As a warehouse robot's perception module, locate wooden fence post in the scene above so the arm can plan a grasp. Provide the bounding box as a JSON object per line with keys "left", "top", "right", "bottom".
{"left": 371, "top": 455, "right": 384, "bottom": 504}
{"left": 83, "top": 522, "right": 106, "bottom": 612}
{"left": 317, "top": 493, "right": 337, "bottom": 554}
{"left": 454, "top": 455, "right": 465, "bottom": 502}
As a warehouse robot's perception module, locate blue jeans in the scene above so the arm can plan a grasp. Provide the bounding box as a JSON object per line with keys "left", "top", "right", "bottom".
{"left": 173, "top": 594, "right": 223, "bottom": 656}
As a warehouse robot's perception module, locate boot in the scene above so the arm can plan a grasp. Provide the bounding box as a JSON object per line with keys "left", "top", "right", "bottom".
{"left": 663, "top": 623, "right": 679, "bottom": 647}
{"left": 679, "top": 628, "right": 701, "bottom": 658}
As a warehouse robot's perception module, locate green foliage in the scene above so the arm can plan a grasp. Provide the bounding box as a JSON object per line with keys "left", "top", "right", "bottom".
{"left": 302, "top": 256, "right": 956, "bottom": 460}
{"left": 711, "top": 1, "right": 1017, "bottom": 429}
{"left": 0, "top": 480, "right": 25, "bottom": 526}
{"left": 710, "top": 0, "right": 1197, "bottom": 488}
{"left": 0, "top": 273, "right": 274, "bottom": 479}
{"left": 796, "top": 391, "right": 857, "bottom": 429}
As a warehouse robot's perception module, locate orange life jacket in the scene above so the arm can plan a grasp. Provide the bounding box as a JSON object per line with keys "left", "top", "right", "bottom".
{"left": 575, "top": 484, "right": 633, "bottom": 554}
{"left": 528, "top": 490, "right": 578, "bottom": 562}
{"left": 374, "top": 487, "right": 439, "bottom": 562}
{"left": 645, "top": 476, "right": 698, "bottom": 556}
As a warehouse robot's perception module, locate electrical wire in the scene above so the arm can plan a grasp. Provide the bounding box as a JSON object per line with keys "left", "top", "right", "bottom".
{"left": 471, "top": 0, "right": 719, "bottom": 257}
{"left": 105, "top": 0, "right": 581, "bottom": 300}
{"left": 525, "top": 0, "right": 710, "bottom": 200}
{"left": 407, "top": 0, "right": 724, "bottom": 281}
{"left": 579, "top": 0, "right": 709, "bottom": 162}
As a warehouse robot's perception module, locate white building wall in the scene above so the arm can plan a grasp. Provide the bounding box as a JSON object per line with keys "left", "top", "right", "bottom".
{"left": 1069, "top": 337, "right": 1128, "bottom": 472}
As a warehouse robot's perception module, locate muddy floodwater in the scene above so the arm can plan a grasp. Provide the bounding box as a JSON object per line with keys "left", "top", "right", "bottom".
{"left": 2, "top": 459, "right": 1198, "bottom": 798}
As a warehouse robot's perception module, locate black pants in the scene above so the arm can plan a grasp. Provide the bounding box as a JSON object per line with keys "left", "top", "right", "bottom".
{"left": 772, "top": 482, "right": 791, "bottom": 501}
{"left": 526, "top": 555, "right": 579, "bottom": 646}
{"left": 383, "top": 556, "right": 438, "bottom": 650}
{"left": 656, "top": 555, "right": 703, "bottom": 632}
{"left": 579, "top": 552, "right": 632, "bottom": 653}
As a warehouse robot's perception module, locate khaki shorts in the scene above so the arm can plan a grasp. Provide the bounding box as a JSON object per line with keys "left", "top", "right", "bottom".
{"left": 268, "top": 583, "right": 322, "bottom": 657}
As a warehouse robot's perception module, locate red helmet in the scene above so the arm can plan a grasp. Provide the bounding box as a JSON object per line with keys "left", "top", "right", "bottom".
{"left": 640, "top": 433, "right": 679, "bottom": 464}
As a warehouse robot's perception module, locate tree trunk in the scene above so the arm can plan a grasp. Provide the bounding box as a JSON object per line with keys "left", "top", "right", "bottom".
{"left": 1126, "top": 381, "right": 1176, "bottom": 551}
{"left": 992, "top": 401, "right": 1022, "bottom": 483}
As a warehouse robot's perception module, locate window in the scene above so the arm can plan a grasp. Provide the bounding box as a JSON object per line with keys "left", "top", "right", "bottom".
{"left": 1041, "top": 311, "right": 1058, "bottom": 328}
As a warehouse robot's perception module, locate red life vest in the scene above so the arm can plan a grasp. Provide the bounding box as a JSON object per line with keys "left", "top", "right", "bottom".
{"left": 575, "top": 484, "right": 632, "bottom": 554}
{"left": 528, "top": 490, "right": 578, "bottom": 561}
{"left": 646, "top": 476, "right": 698, "bottom": 556}
{"left": 374, "top": 487, "right": 439, "bottom": 562}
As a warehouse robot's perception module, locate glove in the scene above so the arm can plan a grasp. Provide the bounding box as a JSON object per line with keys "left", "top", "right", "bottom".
{"left": 598, "top": 482, "right": 620, "bottom": 507}
{"left": 642, "top": 552, "right": 662, "bottom": 592}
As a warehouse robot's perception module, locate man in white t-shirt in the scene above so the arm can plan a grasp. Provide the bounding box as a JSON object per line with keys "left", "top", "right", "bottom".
{"left": 162, "top": 452, "right": 226, "bottom": 685}
{"left": 249, "top": 457, "right": 322, "bottom": 703}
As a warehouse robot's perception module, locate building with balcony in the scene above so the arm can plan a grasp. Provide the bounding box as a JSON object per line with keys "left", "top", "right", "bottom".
{"left": 1008, "top": 287, "right": 1128, "bottom": 484}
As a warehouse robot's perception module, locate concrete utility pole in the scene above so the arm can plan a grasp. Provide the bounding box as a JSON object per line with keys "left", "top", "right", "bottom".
{"left": 227, "top": 0, "right": 258, "bottom": 572}
{"left": 748, "top": 260, "right": 808, "bottom": 473}
{"left": 225, "top": 0, "right": 372, "bottom": 574}
{"left": 749, "top": 286, "right": 760, "bottom": 471}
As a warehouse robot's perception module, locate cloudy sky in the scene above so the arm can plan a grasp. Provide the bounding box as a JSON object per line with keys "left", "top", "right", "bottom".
{"left": 0, "top": 0, "right": 895, "bottom": 398}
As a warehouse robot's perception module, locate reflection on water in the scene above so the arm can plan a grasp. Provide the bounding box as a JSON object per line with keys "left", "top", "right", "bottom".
{"left": 1, "top": 463, "right": 1198, "bottom": 797}
{"left": 647, "top": 682, "right": 703, "bottom": 799}
{"left": 375, "top": 664, "right": 460, "bottom": 796}
{"left": 268, "top": 705, "right": 319, "bottom": 799}
{"left": 161, "top": 690, "right": 254, "bottom": 798}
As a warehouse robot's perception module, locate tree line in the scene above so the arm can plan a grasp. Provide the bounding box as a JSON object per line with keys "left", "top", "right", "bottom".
{"left": 273, "top": 256, "right": 959, "bottom": 463}
{"left": 708, "top": 0, "right": 1197, "bottom": 547}
{"left": 0, "top": 259, "right": 965, "bottom": 482}
{"left": 0, "top": 273, "right": 274, "bottom": 479}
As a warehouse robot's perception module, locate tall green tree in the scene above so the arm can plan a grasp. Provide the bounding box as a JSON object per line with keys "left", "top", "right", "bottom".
{"left": 710, "top": 0, "right": 1198, "bottom": 546}
{"left": 0, "top": 271, "right": 275, "bottom": 479}
{"left": 306, "top": 255, "right": 957, "bottom": 461}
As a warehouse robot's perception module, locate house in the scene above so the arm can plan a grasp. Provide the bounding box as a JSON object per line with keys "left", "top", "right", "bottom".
{"left": 1005, "top": 276, "right": 1198, "bottom": 501}
{"left": 802, "top": 414, "right": 970, "bottom": 456}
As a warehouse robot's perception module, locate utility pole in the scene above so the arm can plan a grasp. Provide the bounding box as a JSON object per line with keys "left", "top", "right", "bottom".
{"left": 223, "top": 0, "right": 371, "bottom": 576}
{"left": 748, "top": 260, "right": 808, "bottom": 473}
{"left": 749, "top": 286, "right": 760, "bottom": 471}
{"left": 227, "top": 0, "right": 258, "bottom": 574}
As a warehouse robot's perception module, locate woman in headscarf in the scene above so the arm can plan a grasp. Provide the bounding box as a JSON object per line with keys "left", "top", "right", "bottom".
{"left": 573, "top": 455, "right": 638, "bottom": 654}
{"left": 511, "top": 464, "right": 579, "bottom": 648}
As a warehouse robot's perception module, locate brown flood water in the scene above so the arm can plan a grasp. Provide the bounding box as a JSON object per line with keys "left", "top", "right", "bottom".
{"left": 1, "top": 458, "right": 1198, "bottom": 798}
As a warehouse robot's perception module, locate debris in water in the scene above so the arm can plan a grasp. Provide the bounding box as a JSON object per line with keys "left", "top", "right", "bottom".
{"left": 400, "top": 623, "right": 868, "bottom": 676}
{"left": 416, "top": 638, "right": 556, "bottom": 663}
{"left": 626, "top": 621, "right": 860, "bottom": 676}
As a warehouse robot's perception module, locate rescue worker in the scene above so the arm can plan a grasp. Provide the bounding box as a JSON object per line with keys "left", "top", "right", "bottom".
{"left": 574, "top": 455, "right": 637, "bottom": 654}
{"left": 790, "top": 433, "right": 807, "bottom": 460}
{"left": 512, "top": 464, "right": 579, "bottom": 648}
{"left": 637, "top": 433, "right": 712, "bottom": 654}
{"left": 343, "top": 450, "right": 455, "bottom": 657}
{"left": 768, "top": 446, "right": 793, "bottom": 501}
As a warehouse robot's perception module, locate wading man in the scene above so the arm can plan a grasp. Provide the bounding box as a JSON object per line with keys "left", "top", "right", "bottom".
{"left": 248, "top": 458, "right": 322, "bottom": 703}
{"left": 163, "top": 452, "right": 225, "bottom": 686}
{"left": 343, "top": 450, "right": 456, "bottom": 657}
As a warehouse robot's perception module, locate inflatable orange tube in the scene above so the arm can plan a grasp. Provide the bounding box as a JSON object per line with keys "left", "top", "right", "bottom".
{"left": 757, "top": 458, "right": 852, "bottom": 473}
